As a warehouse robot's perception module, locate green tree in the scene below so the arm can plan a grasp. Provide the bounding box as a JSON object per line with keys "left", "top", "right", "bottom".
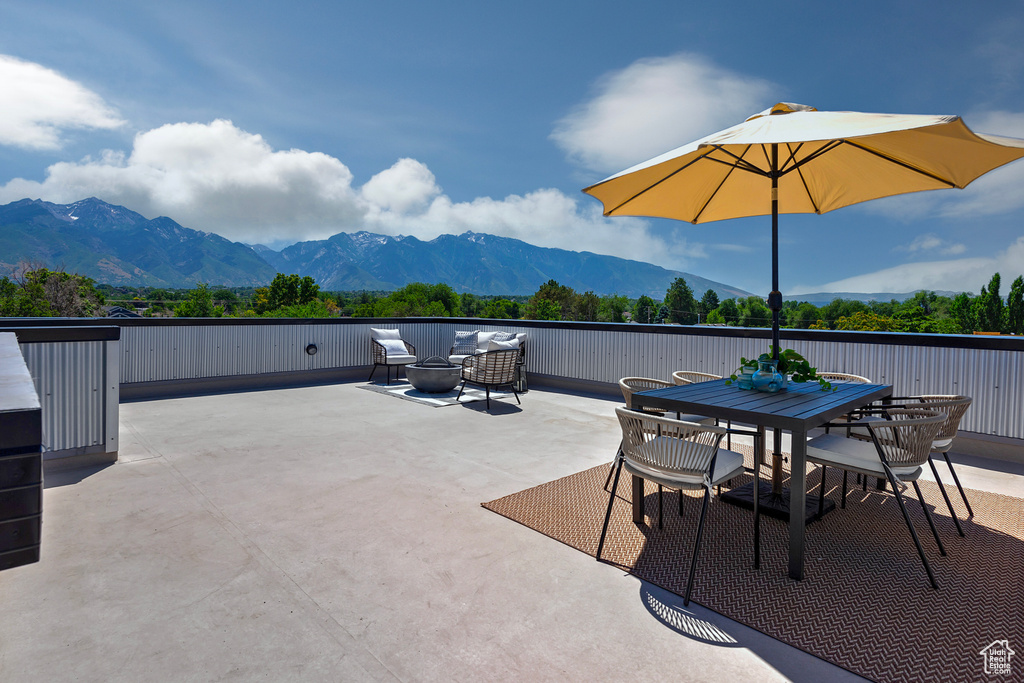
{"left": 1006, "top": 275, "right": 1024, "bottom": 335}
{"left": 597, "top": 295, "right": 629, "bottom": 323}
{"left": 818, "top": 298, "right": 870, "bottom": 329}
{"left": 576, "top": 291, "right": 600, "bottom": 322}
{"left": 788, "top": 302, "right": 821, "bottom": 329}
{"left": 175, "top": 283, "right": 217, "bottom": 317}
{"left": 664, "top": 277, "right": 698, "bottom": 324}
{"left": 482, "top": 298, "right": 520, "bottom": 319}
{"left": 738, "top": 296, "right": 771, "bottom": 327}
{"left": 633, "top": 295, "right": 657, "bottom": 324}
{"left": 460, "top": 293, "right": 485, "bottom": 318}
{"left": 253, "top": 273, "right": 321, "bottom": 314}
{"left": 0, "top": 267, "right": 104, "bottom": 317}
{"left": 525, "top": 280, "right": 576, "bottom": 320}
{"left": 834, "top": 311, "right": 902, "bottom": 331}
{"left": 697, "top": 289, "right": 720, "bottom": 322}
{"left": 706, "top": 308, "right": 726, "bottom": 324}
{"left": 530, "top": 299, "right": 562, "bottom": 321}
{"left": 717, "top": 298, "right": 740, "bottom": 325}
{"left": 974, "top": 273, "right": 1005, "bottom": 332}
{"left": 950, "top": 292, "right": 976, "bottom": 333}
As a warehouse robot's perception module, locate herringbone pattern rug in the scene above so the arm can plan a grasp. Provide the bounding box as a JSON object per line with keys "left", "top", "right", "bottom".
{"left": 482, "top": 447, "right": 1024, "bottom": 683}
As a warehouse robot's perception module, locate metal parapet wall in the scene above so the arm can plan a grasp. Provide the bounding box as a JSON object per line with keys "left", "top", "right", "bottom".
{"left": 2, "top": 318, "right": 1022, "bottom": 449}
{"left": 2, "top": 326, "right": 119, "bottom": 471}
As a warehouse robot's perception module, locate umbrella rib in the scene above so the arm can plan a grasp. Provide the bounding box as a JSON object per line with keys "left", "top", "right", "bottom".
{"left": 706, "top": 145, "right": 769, "bottom": 176}
{"left": 841, "top": 140, "right": 958, "bottom": 187}
{"left": 602, "top": 148, "right": 717, "bottom": 215}
{"left": 693, "top": 145, "right": 762, "bottom": 223}
{"left": 778, "top": 140, "right": 843, "bottom": 175}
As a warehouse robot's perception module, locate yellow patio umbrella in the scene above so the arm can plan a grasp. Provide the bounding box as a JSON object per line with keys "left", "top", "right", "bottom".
{"left": 582, "top": 102, "right": 1024, "bottom": 354}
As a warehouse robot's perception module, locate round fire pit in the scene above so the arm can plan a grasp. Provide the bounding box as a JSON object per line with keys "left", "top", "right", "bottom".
{"left": 405, "top": 356, "right": 461, "bottom": 393}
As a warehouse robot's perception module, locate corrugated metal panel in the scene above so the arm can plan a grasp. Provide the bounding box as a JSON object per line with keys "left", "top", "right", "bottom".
{"left": 115, "top": 322, "right": 1022, "bottom": 440}
{"left": 19, "top": 341, "right": 105, "bottom": 453}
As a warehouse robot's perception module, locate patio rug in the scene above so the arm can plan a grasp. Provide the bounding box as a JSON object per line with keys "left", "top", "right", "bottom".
{"left": 482, "top": 447, "right": 1024, "bottom": 683}
{"left": 359, "top": 381, "right": 516, "bottom": 408}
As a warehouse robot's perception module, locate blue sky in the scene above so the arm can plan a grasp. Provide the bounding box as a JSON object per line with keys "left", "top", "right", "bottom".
{"left": 2, "top": 0, "right": 1024, "bottom": 296}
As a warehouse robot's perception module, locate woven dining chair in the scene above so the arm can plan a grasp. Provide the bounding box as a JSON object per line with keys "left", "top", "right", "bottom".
{"left": 816, "top": 371, "right": 871, "bottom": 384}
{"left": 604, "top": 378, "right": 714, "bottom": 491}
{"left": 597, "top": 406, "right": 746, "bottom": 606}
{"left": 671, "top": 370, "right": 722, "bottom": 385}
{"left": 847, "top": 395, "right": 973, "bottom": 536}
{"left": 670, "top": 370, "right": 736, "bottom": 449}
{"left": 806, "top": 408, "right": 947, "bottom": 589}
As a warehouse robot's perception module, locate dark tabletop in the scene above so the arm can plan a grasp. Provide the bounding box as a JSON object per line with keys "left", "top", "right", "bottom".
{"left": 631, "top": 379, "right": 893, "bottom": 431}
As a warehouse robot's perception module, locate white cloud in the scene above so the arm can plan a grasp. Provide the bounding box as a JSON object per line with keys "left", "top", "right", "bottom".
{"left": 0, "top": 54, "right": 124, "bottom": 150}
{"left": 0, "top": 119, "right": 696, "bottom": 269}
{"left": 792, "top": 235, "right": 1024, "bottom": 295}
{"left": 361, "top": 158, "right": 441, "bottom": 215}
{"left": 894, "top": 233, "right": 966, "bottom": 256}
{"left": 551, "top": 53, "right": 776, "bottom": 174}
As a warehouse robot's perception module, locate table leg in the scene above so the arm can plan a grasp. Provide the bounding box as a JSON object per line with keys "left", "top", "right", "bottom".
{"left": 632, "top": 474, "right": 644, "bottom": 524}
{"left": 789, "top": 427, "right": 808, "bottom": 581}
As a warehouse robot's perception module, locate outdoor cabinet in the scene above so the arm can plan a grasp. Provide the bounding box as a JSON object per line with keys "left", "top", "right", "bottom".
{"left": 0, "top": 333, "right": 43, "bottom": 571}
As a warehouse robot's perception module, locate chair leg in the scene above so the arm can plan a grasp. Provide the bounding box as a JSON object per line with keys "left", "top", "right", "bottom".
{"left": 841, "top": 470, "right": 848, "bottom": 509}
{"left": 511, "top": 386, "right": 521, "bottom": 405}
{"left": 928, "top": 456, "right": 965, "bottom": 537}
{"left": 485, "top": 386, "right": 491, "bottom": 410}
{"left": 658, "top": 484, "right": 664, "bottom": 529}
{"left": 942, "top": 452, "right": 973, "bottom": 517}
{"left": 885, "top": 469, "right": 939, "bottom": 589}
{"left": 817, "top": 465, "right": 827, "bottom": 520}
{"left": 456, "top": 381, "right": 466, "bottom": 401}
{"left": 368, "top": 364, "right": 378, "bottom": 382}
{"left": 386, "top": 365, "right": 392, "bottom": 385}
{"left": 603, "top": 444, "right": 623, "bottom": 491}
{"left": 596, "top": 459, "right": 625, "bottom": 561}
{"left": 753, "top": 430, "right": 761, "bottom": 571}
{"left": 684, "top": 488, "right": 712, "bottom": 607}
{"left": 912, "top": 480, "right": 946, "bottom": 556}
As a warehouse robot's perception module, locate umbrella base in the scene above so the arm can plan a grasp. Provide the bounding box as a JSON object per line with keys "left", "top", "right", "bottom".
{"left": 721, "top": 480, "right": 834, "bottom": 524}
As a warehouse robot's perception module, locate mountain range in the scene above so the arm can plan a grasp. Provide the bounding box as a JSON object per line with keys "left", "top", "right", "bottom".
{"left": 0, "top": 198, "right": 754, "bottom": 300}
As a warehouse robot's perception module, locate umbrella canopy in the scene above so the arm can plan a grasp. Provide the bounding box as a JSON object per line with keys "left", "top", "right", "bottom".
{"left": 582, "top": 102, "right": 1024, "bottom": 354}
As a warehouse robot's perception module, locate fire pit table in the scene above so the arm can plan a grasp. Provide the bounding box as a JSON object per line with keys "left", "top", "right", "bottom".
{"left": 404, "top": 356, "right": 461, "bottom": 393}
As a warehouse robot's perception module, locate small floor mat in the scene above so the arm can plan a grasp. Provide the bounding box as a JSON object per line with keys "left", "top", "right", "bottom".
{"left": 482, "top": 446, "right": 1024, "bottom": 683}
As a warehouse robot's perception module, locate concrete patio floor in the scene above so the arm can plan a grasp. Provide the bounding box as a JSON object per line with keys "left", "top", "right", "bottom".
{"left": 2, "top": 380, "right": 1020, "bottom": 682}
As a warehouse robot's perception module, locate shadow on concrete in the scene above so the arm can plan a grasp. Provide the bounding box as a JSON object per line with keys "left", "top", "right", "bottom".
{"left": 44, "top": 462, "right": 114, "bottom": 489}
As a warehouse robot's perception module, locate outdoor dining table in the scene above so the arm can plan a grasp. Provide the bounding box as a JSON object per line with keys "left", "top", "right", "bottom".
{"left": 631, "top": 378, "right": 893, "bottom": 581}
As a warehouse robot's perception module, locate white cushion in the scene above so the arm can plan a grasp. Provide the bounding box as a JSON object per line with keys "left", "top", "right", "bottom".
{"left": 377, "top": 339, "right": 409, "bottom": 356}
{"left": 515, "top": 333, "right": 527, "bottom": 345}
{"left": 370, "top": 327, "right": 402, "bottom": 341}
{"left": 476, "top": 331, "right": 499, "bottom": 352}
{"left": 849, "top": 417, "right": 950, "bottom": 452}
{"left": 383, "top": 354, "right": 416, "bottom": 366}
{"left": 487, "top": 338, "right": 520, "bottom": 351}
{"left": 623, "top": 442, "right": 744, "bottom": 489}
{"left": 448, "top": 354, "right": 471, "bottom": 365}
{"left": 807, "top": 433, "right": 922, "bottom": 480}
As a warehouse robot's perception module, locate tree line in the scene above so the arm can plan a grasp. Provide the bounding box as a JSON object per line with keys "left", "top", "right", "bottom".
{"left": 2, "top": 266, "right": 1022, "bottom": 335}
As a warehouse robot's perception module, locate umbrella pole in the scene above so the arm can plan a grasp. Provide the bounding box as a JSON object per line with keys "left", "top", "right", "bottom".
{"left": 768, "top": 144, "right": 786, "bottom": 495}
{"left": 769, "top": 143, "right": 782, "bottom": 360}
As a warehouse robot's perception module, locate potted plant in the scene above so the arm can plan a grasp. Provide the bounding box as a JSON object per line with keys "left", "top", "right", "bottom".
{"left": 727, "top": 346, "right": 835, "bottom": 391}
